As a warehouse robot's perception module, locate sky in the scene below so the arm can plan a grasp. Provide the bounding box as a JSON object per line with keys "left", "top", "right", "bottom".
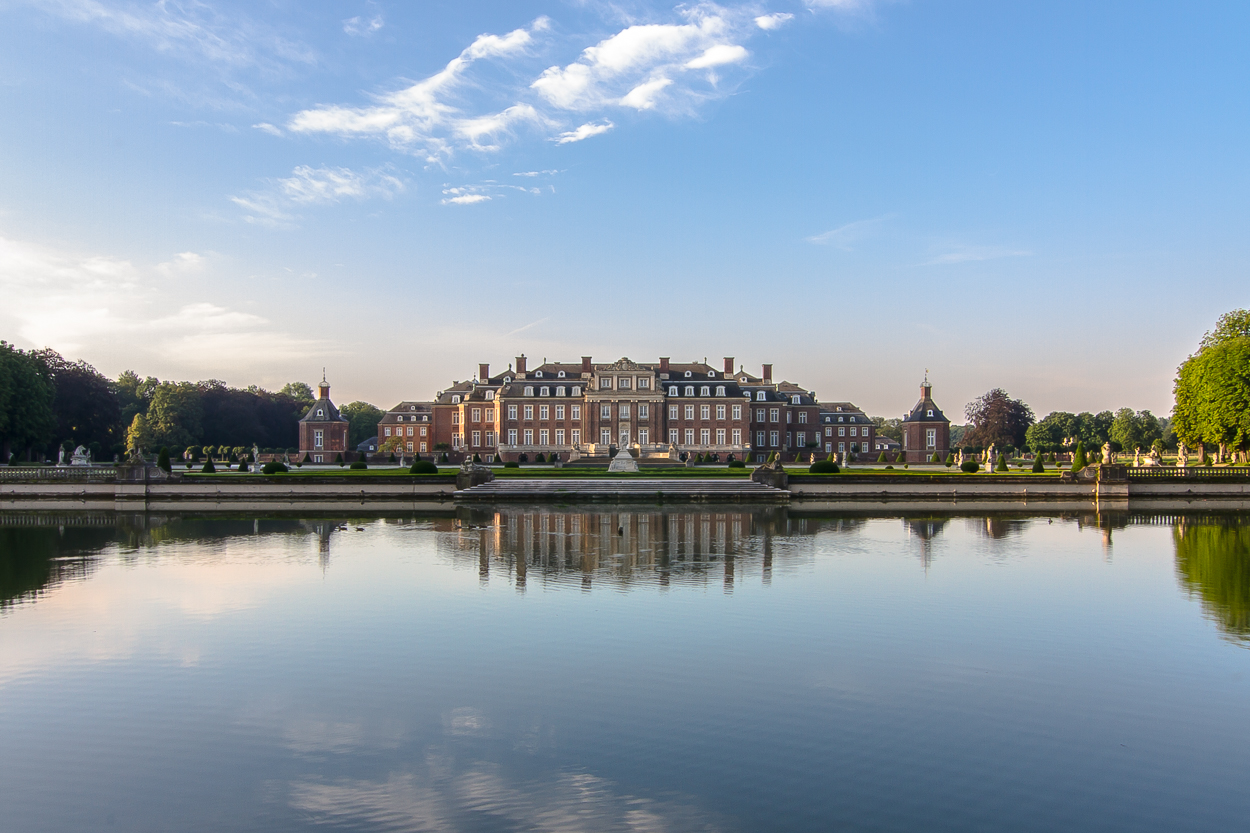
{"left": 1, "top": 0, "right": 1247, "bottom": 420}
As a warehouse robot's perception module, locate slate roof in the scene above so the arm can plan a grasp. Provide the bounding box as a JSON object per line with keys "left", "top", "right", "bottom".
{"left": 300, "top": 396, "right": 346, "bottom": 423}
{"left": 903, "top": 385, "right": 949, "bottom": 423}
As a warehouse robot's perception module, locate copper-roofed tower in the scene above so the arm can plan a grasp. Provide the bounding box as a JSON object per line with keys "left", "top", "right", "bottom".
{"left": 901, "top": 372, "right": 950, "bottom": 464}
{"left": 299, "top": 370, "right": 350, "bottom": 464}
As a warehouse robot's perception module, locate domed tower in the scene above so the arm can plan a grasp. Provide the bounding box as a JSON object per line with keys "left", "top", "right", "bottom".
{"left": 901, "top": 374, "right": 950, "bottom": 464}
{"left": 298, "top": 371, "right": 350, "bottom": 463}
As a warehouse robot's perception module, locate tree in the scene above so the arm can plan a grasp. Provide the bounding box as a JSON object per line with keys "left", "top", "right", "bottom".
{"left": 961, "top": 389, "right": 1035, "bottom": 449}
{"left": 340, "top": 401, "right": 383, "bottom": 448}
{"left": 0, "top": 342, "right": 55, "bottom": 461}
{"left": 1174, "top": 314, "right": 1250, "bottom": 458}
{"left": 1199, "top": 308, "right": 1250, "bottom": 351}
{"left": 32, "top": 350, "right": 122, "bottom": 454}
{"left": 146, "top": 383, "right": 203, "bottom": 449}
{"left": 279, "top": 382, "right": 315, "bottom": 410}
{"left": 1071, "top": 441, "right": 1088, "bottom": 471}
{"left": 157, "top": 447, "right": 171, "bottom": 473}
{"left": 1110, "top": 409, "right": 1163, "bottom": 453}
{"left": 115, "top": 370, "right": 159, "bottom": 429}
{"left": 1026, "top": 411, "right": 1081, "bottom": 454}
{"left": 871, "top": 417, "right": 903, "bottom": 442}
{"left": 125, "top": 414, "right": 154, "bottom": 457}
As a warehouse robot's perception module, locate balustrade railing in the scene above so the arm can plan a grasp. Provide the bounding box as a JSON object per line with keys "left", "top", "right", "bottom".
{"left": 0, "top": 466, "right": 118, "bottom": 481}
{"left": 1126, "top": 466, "right": 1250, "bottom": 479}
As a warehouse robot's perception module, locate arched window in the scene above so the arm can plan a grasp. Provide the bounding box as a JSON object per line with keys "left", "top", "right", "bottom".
{"left": 685, "top": 386, "right": 694, "bottom": 396}
{"left": 409, "top": 405, "right": 416, "bottom": 411}
{"left": 792, "top": 395, "right": 801, "bottom": 405}
{"left": 504, "top": 377, "right": 512, "bottom": 383}
{"left": 397, "top": 415, "right": 404, "bottom": 422}
{"left": 669, "top": 387, "right": 678, "bottom": 396}
{"left": 740, "top": 377, "right": 747, "bottom": 382}
{"left": 558, "top": 371, "right": 565, "bottom": 378}
{"left": 716, "top": 386, "right": 725, "bottom": 397}
{"left": 557, "top": 386, "right": 566, "bottom": 396}
{"left": 524, "top": 386, "right": 534, "bottom": 396}
{"left": 927, "top": 409, "right": 934, "bottom": 417}
{"left": 757, "top": 392, "right": 765, "bottom": 401}
{"left": 684, "top": 370, "right": 692, "bottom": 377}
{"left": 486, "top": 391, "right": 494, "bottom": 400}
{"left": 700, "top": 386, "right": 710, "bottom": 396}
{"left": 317, "top": 409, "right": 323, "bottom": 417}
{"left": 540, "top": 387, "right": 549, "bottom": 396}
{"left": 571, "top": 386, "right": 581, "bottom": 396}
{"left": 535, "top": 371, "right": 543, "bottom": 378}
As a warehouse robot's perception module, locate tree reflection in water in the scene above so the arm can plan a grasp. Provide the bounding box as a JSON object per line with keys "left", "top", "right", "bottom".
{"left": 1175, "top": 519, "right": 1250, "bottom": 642}
{"left": 435, "top": 506, "right": 821, "bottom": 591}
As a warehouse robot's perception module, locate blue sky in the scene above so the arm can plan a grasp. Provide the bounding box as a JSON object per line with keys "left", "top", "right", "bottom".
{"left": 1, "top": 1, "right": 1247, "bottom": 419}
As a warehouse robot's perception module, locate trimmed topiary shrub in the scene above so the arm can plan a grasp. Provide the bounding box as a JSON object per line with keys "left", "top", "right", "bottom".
{"left": 727, "top": 460, "right": 746, "bottom": 469}
{"left": 877, "top": 451, "right": 887, "bottom": 463}
{"left": 995, "top": 454, "right": 1009, "bottom": 472}
{"left": 157, "top": 447, "right": 171, "bottom": 473}
{"left": 261, "top": 461, "right": 287, "bottom": 475}
{"left": 439, "top": 452, "right": 450, "bottom": 463}
{"left": 960, "top": 460, "right": 979, "bottom": 473}
{"left": 472, "top": 453, "right": 482, "bottom": 463}
{"left": 389, "top": 453, "right": 397, "bottom": 463}
{"left": 409, "top": 460, "right": 438, "bottom": 474}
{"left": 885, "top": 465, "right": 895, "bottom": 470}
{"left": 1032, "top": 456, "right": 1045, "bottom": 473}
{"left": 201, "top": 458, "right": 216, "bottom": 473}
{"left": 930, "top": 452, "right": 941, "bottom": 463}
{"left": 335, "top": 452, "right": 344, "bottom": 467}
{"left": 503, "top": 461, "right": 520, "bottom": 468}
{"left": 1071, "top": 442, "right": 1088, "bottom": 471}
{"left": 349, "top": 460, "right": 368, "bottom": 470}
{"left": 809, "top": 460, "right": 840, "bottom": 474}
{"left": 535, "top": 452, "right": 547, "bottom": 463}
{"left": 238, "top": 459, "right": 250, "bottom": 473}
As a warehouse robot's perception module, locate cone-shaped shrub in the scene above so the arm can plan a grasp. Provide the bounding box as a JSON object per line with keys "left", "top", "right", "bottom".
{"left": 877, "top": 451, "right": 887, "bottom": 463}
{"left": 930, "top": 452, "right": 941, "bottom": 464}
{"left": 201, "top": 458, "right": 216, "bottom": 473}
{"left": 157, "top": 447, "right": 171, "bottom": 473}
{"left": 472, "top": 453, "right": 482, "bottom": 463}
{"left": 535, "top": 452, "right": 546, "bottom": 463}
{"left": 995, "top": 454, "right": 1009, "bottom": 472}
{"left": 1071, "top": 442, "right": 1088, "bottom": 471}
{"left": 335, "top": 452, "right": 344, "bottom": 467}
{"left": 238, "top": 460, "right": 250, "bottom": 473}
{"left": 1032, "top": 456, "right": 1045, "bottom": 473}
{"left": 388, "top": 453, "right": 397, "bottom": 463}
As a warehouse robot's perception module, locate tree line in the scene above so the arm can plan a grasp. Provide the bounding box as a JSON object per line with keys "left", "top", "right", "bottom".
{"left": 0, "top": 342, "right": 383, "bottom": 463}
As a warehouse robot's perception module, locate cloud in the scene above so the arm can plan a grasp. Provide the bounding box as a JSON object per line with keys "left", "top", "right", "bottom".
{"left": 443, "top": 194, "right": 490, "bottom": 205}
{"left": 923, "top": 245, "right": 1032, "bottom": 265}
{"left": 252, "top": 122, "right": 283, "bottom": 136}
{"left": 230, "top": 165, "right": 405, "bottom": 225}
{"left": 288, "top": 18, "right": 549, "bottom": 161}
{"left": 512, "top": 170, "right": 559, "bottom": 177}
{"left": 0, "top": 234, "right": 319, "bottom": 369}
{"left": 806, "top": 216, "right": 890, "bottom": 249}
{"left": 506, "top": 317, "right": 549, "bottom": 336}
{"left": 343, "top": 15, "right": 383, "bottom": 37}
{"left": 755, "top": 12, "right": 795, "bottom": 30}
{"left": 554, "top": 120, "right": 615, "bottom": 143}
{"left": 685, "top": 44, "right": 749, "bottom": 69}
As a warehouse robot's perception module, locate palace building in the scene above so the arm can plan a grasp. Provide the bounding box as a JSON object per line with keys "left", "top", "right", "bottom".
{"left": 901, "top": 378, "right": 951, "bottom": 463}
{"left": 377, "top": 356, "right": 838, "bottom": 463}
{"left": 298, "top": 375, "right": 349, "bottom": 463}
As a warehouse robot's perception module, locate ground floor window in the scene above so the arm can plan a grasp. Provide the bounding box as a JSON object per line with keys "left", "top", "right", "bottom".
{"left": 523, "top": 429, "right": 533, "bottom": 444}
{"left": 420, "top": 442, "right": 427, "bottom": 453}
{"left": 670, "top": 429, "right": 679, "bottom": 444}
{"left": 540, "top": 429, "right": 549, "bottom": 446}
{"left": 507, "top": 430, "right": 517, "bottom": 445}
{"left": 601, "top": 428, "right": 612, "bottom": 444}
{"left": 732, "top": 429, "right": 741, "bottom": 445}
{"left": 406, "top": 442, "right": 413, "bottom": 452}
{"left": 685, "top": 429, "right": 695, "bottom": 445}
{"left": 701, "top": 429, "right": 710, "bottom": 445}
{"left": 556, "top": 429, "right": 565, "bottom": 445}
{"left": 571, "top": 430, "right": 581, "bottom": 445}
{"left": 639, "top": 429, "right": 649, "bottom": 445}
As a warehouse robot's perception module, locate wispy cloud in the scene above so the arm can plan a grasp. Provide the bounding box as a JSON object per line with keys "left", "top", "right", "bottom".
{"left": 513, "top": 170, "right": 559, "bottom": 177}
{"left": 923, "top": 245, "right": 1033, "bottom": 265}
{"left": 506, "top": 317, "right": 550, "bottom": 336}
{"left": 231, "top": 165, "right": 406, "bottom": 226}
{"left": 806, "top": 216, "right": 890, "bottom": 249}
{"left": 441, "top": 178, "right": 550, "bottom": 205}
{"left": 755, "top": 13, "right": 795, "bottom": 30}
{"left": 554, "top": 120, "right": 614, "bottom": 143}
{"left": 252, "top": 122, "right": 283, "bottom": 136}
{"left": 343, "top": 15, "right": 383, "bottom": 37}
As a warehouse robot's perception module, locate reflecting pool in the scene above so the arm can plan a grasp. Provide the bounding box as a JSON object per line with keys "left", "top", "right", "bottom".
{"left": 2, "top": 507, "right": 1249, "bottom": 832}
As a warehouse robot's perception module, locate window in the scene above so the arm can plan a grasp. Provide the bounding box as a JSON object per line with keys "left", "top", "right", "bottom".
{"left": 792, "top": 395, "right": 801, "bottom": 405}
{"left": 927, "top": 409, "right": 934, "bottom": 417}
{"left": 601, "top": 378, "right": 612, "bottom": 389}
{"left": 716, "top": 405, "right": 726, "bottom": 420}
{"left": 601, "top": 428, "right": 613, "bottom": 444}
{"left": 421, "top": 426, "right": 428, "bottom": 436}
{"left": 756, "top": 431, "right": 765, "bottom": 447}
{"left": 314, "top": 454, "right": 322, "bottom": 463}
{"left": 555, "top": 404, "right": 565, "bottom": 420}
{"left": 700, "top": 386, "right": 710, "bottom": 396}
{"left": 685, "top": 386, "right": 694, "bottom": 396}
{"left": 770, "top": 408, "right": 779, "bottom": 422}
{"left": 558, "top": 370, "right": 565, "bottom": 378}
{"left": 524, "top": 386, "right": 534, "bottom": 396}
{"left": 508, "top": 405, "right": 518, "bottom": 420}
{"left": 540, "top": 387, "right": 549, "bottom": 396}
{"left": 555, "top": 429, "right": 565, "bottom": 445}
{"left": 472, "top": 408, "right": 481, "bottom": 423}
{"left": 420, "top": 442, "right": 427, "bottom": 453}
{"left": 524, "top": 405, "right": 534, "bottom": 420}
{"left": 670, "top": 429, "right": 679, "bottom": 444}
{"left": 557, "top": 386, "right": 566, "bottom": 397}
{"left": 732, "top": 405, "right": 741, "bottom": 420}
{"left": 825, "top": 427, "right": 832, "bottom": 437}
{"left": 452, "top": 434, "right": 461, "bottom": 449}
{"left": 669, "top": 405, "right": 679, "bottom": 420}
{"left": 732, "top": 429, "right": 741, "bottom": 445}
{"left": 486, "top": 391, "right": 494, "bottom": 400}
{"left": 384, "top": 427, "right": 392, "bottom": 437}
{"left": 669, "top": 387, "right": 678, "bottom": 396}
{"left": 701, "top": 429, "right": 711, "bottom": 445}
{"left": 406, "top": 426, "right": 413, "bottom": 437}
{"left": 485, "top": 432, "right": 494, "bottom": 446}
{"left": 601, "top": 404, "right": 611, "bottom": 418}
{"left": 684, "top": 405, "right": 695, "bottom": 420}
{"left": 638, "top": 378, "right": 649, "bottom": 389}
{"left": 756, "top": 409, "right": 765, "bottom": 422}
{"left": 769, "top": 431, "right": 779, "bottom": 447}
{"left": 716, "top": 385, "right": 725, "bottom": 397}
{"left": 472, "top": 431, "right": 481, "bottom": 447}
{"left": 850, "top": 427, "right": 857, "bottom": 436}
{"left": 701, "top": 405, "right": 710, "bottom": 420}
{"left": 638, "top": 404, "right": 648, "bottom": 419}
{"left": 314, "top": 429, "right": 324, "bottom": 448}
{"left": 452, "top": 412, "right": 460, "bottom": 425}
{"left": 639, "top": 429, "right": 649, "bottom": 444}
{"left": 798, "top": 412, "right": 807, "bottom": 424}
{"left": 757, "top": 392, "right": 766, "bottom": 401}
{"left": 571, "top": 405, "right": 581, "bottom": 420}
{"left": 796, "top": 431, "right": 805, "bottom": 447}
{"left": 452, "top": 395, "right": 460, "bottom": 404}
{"left": 927, "top": 428, "right": 937, "bottom": 449}
{"left": 508, "top": 429, "right": 517, "bottom": 445}
{"left": 485, "top": 409, "right": 493, "bottom": 422}
{"left": 571, "top": 387, "right": 580, "bottom": 396}
{"left": 523, "top": 429, "right": 533, "bottom": 445}
{"left": 716, "top": 429, "right": 726, "bottom": 445}
{"left": 618, "top": 377, "right": 630, "bottom": 389}
{"left": 838, "top": 416, "right": 844, "bottom": 422}
{"left": 839, "top": 442, "right": 845, "bottom": 452}
{"left": 571, "top": 429, "right": 581, "bottom": 445}
{"left": 708, "top": 370, "right": 716, "bottom": 378}
{"left": 539, "top": 405, "right": 549, "bottom": 420}
{"left": 397, "top": 416, "right": 404, "bottom": 423}
{"left": 685, "top": 370, "right": 692, "bottom": 378}
{"left": 840, "top": 427, "right": 846, "bottom": 436}
{"left": 539, "top": 430, "right": 549, "bottom": 446}
{"left": 619, "top": 403, "right": 631, "bottom": 419}
{"left": 684, "top": 429, "right": 695, "bottom": 445}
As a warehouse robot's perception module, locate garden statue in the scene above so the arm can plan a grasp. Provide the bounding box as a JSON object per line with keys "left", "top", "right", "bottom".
{"left": 1101, "top": 442, "right": 1114, "bottom": 466}
{"left": 985, "top": 444, "right": 996, "bottom": 469}
{"left": 1148, "top": 447, "right": 1163, "bottom": 466}
{"left": 252, "top": 444, "right": 260, "bottom": 463}
{"left": 1177, "top": 442, "right": 1188, "bottom": 468}
{"left": 70, "top": 445, "right": 90, "bottom": 466}
{"left": 1133, "top": 447, "right": 1142, "bottom": 467}
{"left": 57, "top": 448, "right": 66, "bottom": 466}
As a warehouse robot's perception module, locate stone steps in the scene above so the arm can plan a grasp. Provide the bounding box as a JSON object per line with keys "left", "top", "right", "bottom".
{"left": 455, "top": 478, "right": 789, "bottom": 503}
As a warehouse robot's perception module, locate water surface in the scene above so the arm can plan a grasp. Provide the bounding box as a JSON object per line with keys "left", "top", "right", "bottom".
{"left": 2, "top": 507, "right": 1248, "bottom": 832}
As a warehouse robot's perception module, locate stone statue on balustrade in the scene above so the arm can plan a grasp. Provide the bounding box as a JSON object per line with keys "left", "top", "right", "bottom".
{"left": 1101, "top": 442, "right": 1114, "bottom": 466}
{"left": 1177, "top": 442, "right": 1188, "bottom": 468}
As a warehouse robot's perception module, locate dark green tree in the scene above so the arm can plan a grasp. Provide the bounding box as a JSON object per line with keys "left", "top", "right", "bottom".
{"left": 961, "top": 388, "right": 1035, "bottom": 449}
{"left": 157, "top": 447, "right": 171, "bottom": 473}
{"left": 0, "top": 342, "right": 55, "bottom": 462}
{"left": 340, "top": 401, "right": 384, "bottom": 448}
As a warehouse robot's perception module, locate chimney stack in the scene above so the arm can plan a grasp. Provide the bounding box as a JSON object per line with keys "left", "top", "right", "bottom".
{"left": 582, "top": 356, "right": 592, "bottom": 374}
{"left": 659, "top": 357, "right": 670, "bottom": 372}
{"left": 515, "top": 354, "right": 527, "bottom": 375}
{"left": 723, "top": 357, "right": 734, "bottom": 375}
{"left": 762, "top": 363, "right": 772, "bottom": 383}
{"left": 921, "top": 382, "right": 932, "bottom": 399}
{"left": 478, "top": 363, "right": 490, "bottom": 381}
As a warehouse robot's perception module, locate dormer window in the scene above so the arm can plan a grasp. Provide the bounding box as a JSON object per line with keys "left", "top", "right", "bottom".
{"left": 756, "top": 392, "right": 765, "bottom": 401}
{"left": 792, "top": 395, "right": 801, "bottom": 405}
{"left": 486, "top": 391, "right": 495, "bottom": 401}
{"left": 524, "top": 386, "right": 534, "bottom": 396}
{"left": 504, "top": 377, "right": 512, "bottom": 383}
{"left": 669, "top": 387, "right": 678, "bottom": 396}
{"left": 317, "top": 409, "right": 323, "bottom": 417}
{"left": 600, "top": 378, "right": 611, "bottom": 389}
{"left": 716, "top": 385, "right": 725, "bottom": 396}
{"left": 409, "top": 405, "right": 416, "bottom": 411}
{"left": 740, "top": 377, "right": 747, "bottom": 382}
{"left": 838, "top": 416, "right": 844, "bottom": 422}
{"left": 451, "top": 396, "right": 460, "bottom": 404}
{"left": 556, "top": 386, "right": 566, "bottom": 396}
{"left": 397, "top": 416, "right": 404, "bottom": 422}
{"left": 535, "top": 371, "right": 543, "bottom": 378}
{"left": 685, "top": 386, "right": 694, "bottom": 396}
{"left": 708, "top": 370, "right": 716, "bottom": 378}
{"left": 700, "top": 386, "right": 710, "bottom": 396}
{"left": 558, "top": 371, "right": 565, "bottom": 378}
{"left": 572, "top": 386, "right": 581, "bottom": 395}
{"left": 540, "top": 386, "right": 549, "bottom": 396}
{"left": 684, "top": 371, "right": 692, "bottom": 378}
{"left": 618, "top": 377, "right": 631, "bottom": 389}
{"left": 927, "top": 409, "right": 934, "bottom": 417}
